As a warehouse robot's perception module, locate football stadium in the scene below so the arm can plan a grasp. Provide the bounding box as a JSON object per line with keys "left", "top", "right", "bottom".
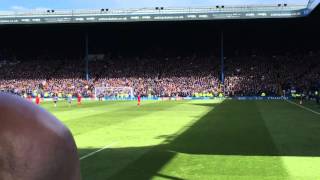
{"left": 0, "top": 0, "right": 320, "bottom": 179}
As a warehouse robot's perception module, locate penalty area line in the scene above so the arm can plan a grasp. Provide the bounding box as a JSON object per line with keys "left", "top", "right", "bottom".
{"left": 80, "top": 142, "right": 118, "bottom": 161}
{"left": 285, "top": 99, "right": 320, "bottom": 116}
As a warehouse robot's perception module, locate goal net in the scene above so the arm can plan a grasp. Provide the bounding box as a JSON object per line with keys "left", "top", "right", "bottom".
{"left": 94, "top": 86, "right": 134, "bottom": 100}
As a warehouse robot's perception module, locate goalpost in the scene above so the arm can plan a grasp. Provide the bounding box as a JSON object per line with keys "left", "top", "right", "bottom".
{"left": 94, "top": 86, "right": 134, "bottom": 100}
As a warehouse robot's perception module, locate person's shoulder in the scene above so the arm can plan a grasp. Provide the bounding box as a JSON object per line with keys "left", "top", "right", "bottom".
{"left": 0, "top": 93, "right": 71, "bottom": 142}
{"left": 0, "top": 93, "right": 81, "bottom": 180}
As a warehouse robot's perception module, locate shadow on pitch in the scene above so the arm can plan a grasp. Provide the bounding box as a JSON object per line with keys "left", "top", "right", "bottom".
{"left": 79, "top": 145, "right": 185, "bottom": 180}
{"left": 79, "top": 100, "right": 320, "bottom": 180}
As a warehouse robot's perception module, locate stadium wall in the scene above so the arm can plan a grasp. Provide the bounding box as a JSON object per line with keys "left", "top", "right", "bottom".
{"left": 0, "top": 5, "right": 309, "bottom": 25}
{"left": 307, "top": 0, "right": 320, "bottom": 11}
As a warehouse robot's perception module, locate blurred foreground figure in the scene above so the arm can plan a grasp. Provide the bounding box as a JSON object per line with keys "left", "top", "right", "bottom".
{"left": 0, "top": 93, "right": 81, "bottom": 180}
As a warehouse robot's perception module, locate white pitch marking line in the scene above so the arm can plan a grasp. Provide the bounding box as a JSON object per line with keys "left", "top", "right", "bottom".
{"left": 285, "top": 99, "right": 320, "bottom": 116}
{"left": 80, "top": 142, "right": 118, "bottom": 161}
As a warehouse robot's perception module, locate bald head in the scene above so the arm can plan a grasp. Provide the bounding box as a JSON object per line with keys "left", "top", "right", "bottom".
{"left": 0, "top": 93, "right": 81, "bottom": 180}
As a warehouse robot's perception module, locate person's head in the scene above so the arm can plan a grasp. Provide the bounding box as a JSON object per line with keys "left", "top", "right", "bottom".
{"left": 0, "top": 93, "right": 81, "bottom": 180}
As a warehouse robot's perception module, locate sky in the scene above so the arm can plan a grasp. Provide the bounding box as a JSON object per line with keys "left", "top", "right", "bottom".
{"left": 0, "top": 0, "right": 310, "bottom": 11}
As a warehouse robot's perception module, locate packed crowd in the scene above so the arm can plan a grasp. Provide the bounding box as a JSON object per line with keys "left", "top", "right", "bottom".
{"left": 224, "top": 51, "right": 320, "bottom": 97}
{"left": 0, "top": 51, "right": 319, "bottom": 98}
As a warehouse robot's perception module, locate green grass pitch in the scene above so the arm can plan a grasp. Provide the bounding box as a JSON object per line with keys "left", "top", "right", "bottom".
{"left": 41, "top": 99, "right": 320, "bottom": 180}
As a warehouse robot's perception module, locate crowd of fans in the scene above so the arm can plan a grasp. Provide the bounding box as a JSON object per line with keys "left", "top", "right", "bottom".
{"left": 225, "top": 51, "right": 320, "bottom": 97}
{"left": 0, "top": 51, "right": 319, "bottom": 98}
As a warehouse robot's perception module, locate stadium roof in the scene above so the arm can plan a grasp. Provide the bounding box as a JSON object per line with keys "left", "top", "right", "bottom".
{"left": 0, "top": 0, "right": 318, "bottom": 24}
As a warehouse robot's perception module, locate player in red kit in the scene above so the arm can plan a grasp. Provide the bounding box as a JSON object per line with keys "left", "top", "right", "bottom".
{"left": 137, "top": 95, "right": 141, "bottom": 106}
{"left": 77, "top": 93, "right": 82, "bottom": 105}
{"left": 35, "top": 95, "right": 41, "bottom": 105}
